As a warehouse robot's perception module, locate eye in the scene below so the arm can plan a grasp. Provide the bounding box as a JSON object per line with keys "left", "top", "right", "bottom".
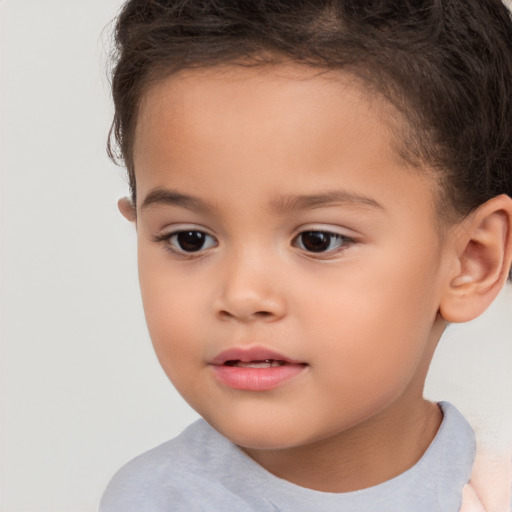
{"left": 293, "top": 230, "right": 353, "bottom": 254}
{"left": 156, "top": 230, "right": 217, "bottom": 254}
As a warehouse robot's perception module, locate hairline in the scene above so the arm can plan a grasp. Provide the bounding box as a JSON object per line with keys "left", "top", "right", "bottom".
{"left": 128, "top": 57, "right": 455, "bottom": 230}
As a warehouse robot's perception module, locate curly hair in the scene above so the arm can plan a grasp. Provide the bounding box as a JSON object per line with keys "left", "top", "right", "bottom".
{"left": 108, "top": 0, "right": 512, "bottom": 234}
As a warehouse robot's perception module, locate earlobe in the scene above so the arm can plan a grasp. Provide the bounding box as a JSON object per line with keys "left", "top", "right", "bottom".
{"left": 118, "top": 197, "right": 137, "bottom": 223}
{"left": 439, "top": 194, "right": 512, "bottom": 323}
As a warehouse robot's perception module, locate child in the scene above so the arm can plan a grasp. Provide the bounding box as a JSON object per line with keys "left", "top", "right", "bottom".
{"left": 100, "top": 0, "right": 512, "bottom": 510}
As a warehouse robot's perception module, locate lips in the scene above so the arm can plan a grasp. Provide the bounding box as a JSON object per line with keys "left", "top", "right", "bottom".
{"left": 225, "top": 359, "right": 285, "bottom": 368}
{"left": 210, "top": 346, "right": 307, "bottom": 391}
{"left": 211, "top": 347, "right": 303, "bottom": 365}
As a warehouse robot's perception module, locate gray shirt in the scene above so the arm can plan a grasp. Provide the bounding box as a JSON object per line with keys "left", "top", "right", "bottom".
{"left": 100, "top": 402, "right": 475, "bottom": 512}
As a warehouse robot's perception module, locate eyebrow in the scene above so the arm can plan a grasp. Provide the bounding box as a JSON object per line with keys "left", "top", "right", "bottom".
{"left": 141, "top": 188, "right": 215, "bottom": 214}
{"left": 269, "top": 190, "right": 385, "bottom": 214}
{"left": 140, "top": 187, "right": 385, "bottom": 214}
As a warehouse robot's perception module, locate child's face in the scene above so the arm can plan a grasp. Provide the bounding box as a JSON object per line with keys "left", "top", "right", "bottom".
{"left": 130, "top": 65, "right": 454, "bottom": 451}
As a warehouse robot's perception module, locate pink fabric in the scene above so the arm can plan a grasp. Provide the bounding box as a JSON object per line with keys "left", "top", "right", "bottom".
{"left": 460, "top": 449, "right": 512, "bottom": 512}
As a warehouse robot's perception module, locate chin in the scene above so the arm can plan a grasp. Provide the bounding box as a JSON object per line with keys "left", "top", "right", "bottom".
{"left": 225, "top": 430, "right": 302, "bottom": 451}
{"left": 203, "top": 412, "right": 315, "bottom": 451}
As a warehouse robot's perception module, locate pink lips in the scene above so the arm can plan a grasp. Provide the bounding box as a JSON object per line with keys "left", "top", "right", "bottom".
{"left": 210, "top": 346, "right": 307, "bottom": 391}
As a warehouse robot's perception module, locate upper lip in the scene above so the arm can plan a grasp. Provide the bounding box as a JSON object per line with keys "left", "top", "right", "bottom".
{"left": 210, "top": 346, "right": 305, "bottom": 365}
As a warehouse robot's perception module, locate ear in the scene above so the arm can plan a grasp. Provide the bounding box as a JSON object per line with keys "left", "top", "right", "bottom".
{"left": 118, "top": 197, "right": 137, "bottom": 223}
{"left": 439, "top": 194, "right": 512, "bottom": 323}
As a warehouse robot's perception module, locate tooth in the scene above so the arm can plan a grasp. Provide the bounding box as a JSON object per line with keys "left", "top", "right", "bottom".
{"left": 231, "top": 359, "right": 287, "bottom": 368}
{"left": 237, "top": 362, "right": 270, "bottom": 368}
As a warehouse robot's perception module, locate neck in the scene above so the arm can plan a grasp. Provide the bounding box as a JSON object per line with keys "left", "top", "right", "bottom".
{"left": 242, "top": 398, "right": 443, "bottom": 493}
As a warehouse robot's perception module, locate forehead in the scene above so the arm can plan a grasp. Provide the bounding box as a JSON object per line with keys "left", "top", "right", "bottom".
{"left": 135, "top": 63, "right": 402, "bottom": 164}
{"left": 133, "top": 64, "right": 438, "bottom": 221}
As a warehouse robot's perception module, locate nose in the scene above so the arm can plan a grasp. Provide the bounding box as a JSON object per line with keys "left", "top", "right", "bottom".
{"left": 212, "top": 251, "right": 287, "bottom": 323}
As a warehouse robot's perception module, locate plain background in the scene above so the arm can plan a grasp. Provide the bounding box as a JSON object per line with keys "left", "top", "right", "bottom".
{"left": 1, "top": 1, "right": 511, "bottom": 511}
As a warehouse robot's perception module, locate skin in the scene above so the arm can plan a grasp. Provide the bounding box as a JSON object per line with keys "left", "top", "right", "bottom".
{"left": 461, "top": 449, "right": 512, "bottom": 511}
{"left": 120, "top": 64, "right": 512, "bottom": 493}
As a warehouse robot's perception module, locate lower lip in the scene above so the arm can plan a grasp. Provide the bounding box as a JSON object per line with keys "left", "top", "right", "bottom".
{"left": 211, "top": 363, "right": 307, "bottom": 391}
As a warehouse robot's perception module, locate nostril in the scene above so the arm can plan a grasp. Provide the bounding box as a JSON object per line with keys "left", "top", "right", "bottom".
{"left": 217, "top": 309, "right": 274, "bottom": 321}
{"left": 213, "top": 290, "right": 287, "bottom": 322}
{"left": 254, "top": 311, "right": 273, "bottom": 318}
{"left": 218, "top": 309, "right": 235, "bottom": 319}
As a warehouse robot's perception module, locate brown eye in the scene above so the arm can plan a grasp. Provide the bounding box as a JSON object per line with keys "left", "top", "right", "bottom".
{"left": 294, "top": 231, "right": 352, "bottom": 253}
{"left": 176, "top": 231, "right": 206, "bottom": 252}
{"left": 165, "top": 230, "right": 217, "bottom": 253}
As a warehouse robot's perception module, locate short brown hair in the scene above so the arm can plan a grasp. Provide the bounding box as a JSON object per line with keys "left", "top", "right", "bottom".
{"left": 108, "top": 0, "right": 512, "bottom": 233}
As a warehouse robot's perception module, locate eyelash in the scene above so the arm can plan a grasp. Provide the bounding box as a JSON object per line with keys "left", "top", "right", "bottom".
{"left": 293, "top": 231, "right": 354, "bottom": 255}
{"left": 153, "top": 229, "right": 355, "bottom": 258}
{"left": 153, "top": 230, "right": 218, "bottom": 257}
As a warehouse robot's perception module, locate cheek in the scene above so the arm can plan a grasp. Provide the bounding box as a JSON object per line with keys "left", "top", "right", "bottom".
{"left": 306, "top": 301, "right": 422, "bottom": 392}
{"left": 141, "top": 292, "right": 209, "bottom": 405}
{"left": 137, "top": 252, "right": 207, "bottom": 374}
{"left": 293, "top": 254, "right": 440, "bottom": 390}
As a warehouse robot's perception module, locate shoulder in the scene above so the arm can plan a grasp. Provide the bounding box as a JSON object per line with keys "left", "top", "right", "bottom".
{"left": 432, "top": 402, "right": 476, "bottom": 488}
{"left": 99, "top": 419, "right": 229, "bottom": 512}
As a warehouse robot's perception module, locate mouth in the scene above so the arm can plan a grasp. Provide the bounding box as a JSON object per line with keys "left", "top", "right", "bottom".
{"left": 210, "top": 346, "right": 304, "bottom": 366}
{"left": 224, "top": 359, "right": 288, "bottom": 368}
{"left": 210, "top": 346, "right": 307, "bottom": 391}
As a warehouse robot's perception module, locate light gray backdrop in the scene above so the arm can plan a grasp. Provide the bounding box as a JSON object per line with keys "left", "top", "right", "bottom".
{"left": 1, "top": 1, "right": 511, "bottom": 511}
